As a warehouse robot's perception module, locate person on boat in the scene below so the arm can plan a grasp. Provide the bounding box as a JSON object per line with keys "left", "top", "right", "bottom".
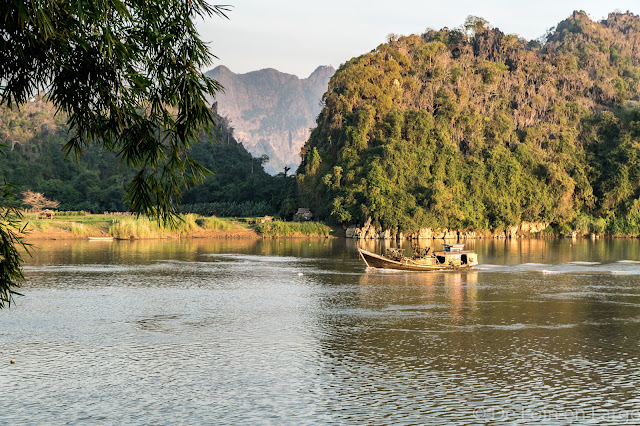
{"left": 411, "top": 246, "right": 432, "bottom": 258}
{"left": 386, "top": 247, "right": 404, "bottom": 261}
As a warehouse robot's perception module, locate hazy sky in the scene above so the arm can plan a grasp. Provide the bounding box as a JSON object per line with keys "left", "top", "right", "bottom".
{"left": 196, "top": 1, "right": 640, "bottom": 78}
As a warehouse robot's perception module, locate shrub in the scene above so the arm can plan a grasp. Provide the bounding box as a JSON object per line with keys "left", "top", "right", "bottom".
{"left": 173, "top": 213, "right": 199, "bottom": 234}
{"left": 70, "top": 223, "right": 90, "bottom": 237}
{"left": 195, "top": 216, "right": 233, "bottom": 231}
{"left": 555, "top": 223, "right": 573, "bottom": 235}
{"left": 589, "top": 217, "right": 607, "bottom": 235}
{"left": 254, "top": 221, "right": 332, "bottom": 237}
{"left": 109, "top": 217, "right": 163, "bottom": 239}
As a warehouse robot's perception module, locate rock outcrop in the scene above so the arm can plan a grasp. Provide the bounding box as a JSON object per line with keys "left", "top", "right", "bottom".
{"left": 345, "top": 221, "right": 550, "bottom": 239}
{"left": 205, "top": 65, "right": 335, "bottom": 174}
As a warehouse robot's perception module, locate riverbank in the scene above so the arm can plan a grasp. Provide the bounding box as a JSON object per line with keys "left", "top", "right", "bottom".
{"left": 20, "top": 213, "right": 334, "bottom": 241}
{"left": 21, "top": 212, "right": 638, "bottom": 242}
{"left": 342, "top": 218, "right": 640, "bottom": 240}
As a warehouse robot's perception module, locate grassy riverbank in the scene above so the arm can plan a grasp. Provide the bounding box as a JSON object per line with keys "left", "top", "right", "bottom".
{"left": 254, "top": 221, "right": 333, "bottom": 237}
{"left": 20, "top": 212, "right": 334, "bottom": 240}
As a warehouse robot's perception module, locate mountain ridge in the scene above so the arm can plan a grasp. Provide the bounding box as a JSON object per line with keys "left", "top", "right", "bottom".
{"left": 205, "top": 64, "right": 335, "bottom": 174}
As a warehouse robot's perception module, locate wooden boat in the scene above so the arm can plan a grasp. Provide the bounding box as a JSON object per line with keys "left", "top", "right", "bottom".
{"left": 87, "top": 236, "right": 115, "bottom": 241}
{"left": 358, "top": 244, "right": 478, "bottom": 271}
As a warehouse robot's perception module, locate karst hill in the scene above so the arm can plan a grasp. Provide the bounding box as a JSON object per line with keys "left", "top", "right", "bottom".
{"left": 297, "top": 11, "right": 640, "bottom": 236}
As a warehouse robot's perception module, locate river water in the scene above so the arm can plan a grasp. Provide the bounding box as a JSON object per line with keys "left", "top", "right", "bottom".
{"left": 1, "top": 238, "right": 640, "bottom": 424}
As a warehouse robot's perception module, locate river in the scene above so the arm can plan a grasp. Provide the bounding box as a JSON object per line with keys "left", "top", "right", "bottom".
{"left": 1, "top": 238, "right": 640, "bottom": 424}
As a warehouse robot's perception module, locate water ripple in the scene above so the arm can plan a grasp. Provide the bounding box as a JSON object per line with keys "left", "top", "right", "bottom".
{"left": 3, "top": 239, "right": 640, "bottom": 424}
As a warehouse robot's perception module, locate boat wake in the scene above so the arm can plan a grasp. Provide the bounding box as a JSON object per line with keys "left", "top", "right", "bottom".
{"left": 201, "top": 253, "right": 306, "bottom": 263}
{"left": 475, "top": 260, "right": 640, "bottom": 275}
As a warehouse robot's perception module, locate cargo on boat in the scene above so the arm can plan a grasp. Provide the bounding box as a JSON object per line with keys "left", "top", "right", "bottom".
{"left": 358, "top": 244, "right": 478, "bottom": 271}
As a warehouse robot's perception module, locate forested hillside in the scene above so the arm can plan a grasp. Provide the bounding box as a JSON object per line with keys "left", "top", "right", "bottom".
{"left": 297, "top": 11, "right": 640, "bottom": 235}
{"left": 0, "top": 99, "right": 296, "bottom": 217}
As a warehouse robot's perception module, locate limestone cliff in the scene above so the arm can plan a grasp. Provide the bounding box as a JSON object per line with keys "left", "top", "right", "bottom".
{"left": 205, "top": 65, "right": 335, "bottom": 174}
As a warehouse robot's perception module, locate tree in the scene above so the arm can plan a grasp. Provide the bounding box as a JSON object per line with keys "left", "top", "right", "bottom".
{"left": 464, "top": 16, "right": 489, "bottom": 37}
{"left": 0, "top": 179, "right": 29, "bottom": 309}
{"left": 21, "top": 190, "right": 60, "bottom": 212}
{"left": 0, "top": 1, "right": 229, "bottom": 307}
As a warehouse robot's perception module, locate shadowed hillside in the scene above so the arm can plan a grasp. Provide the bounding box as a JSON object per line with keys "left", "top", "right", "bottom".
{"left": 0, "top": 100, "right": 296, "bottom": 217}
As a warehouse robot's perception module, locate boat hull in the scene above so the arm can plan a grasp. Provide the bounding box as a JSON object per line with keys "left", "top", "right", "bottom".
{"left": 358, "top": 248, "right": 474, "bottom": 271}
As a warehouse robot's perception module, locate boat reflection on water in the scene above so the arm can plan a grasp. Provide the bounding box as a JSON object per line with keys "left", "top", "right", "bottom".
{"left": 357, "top": 269, "right": 478, "bottom": 325}
{"left": 357, "top": 267, "right": 478, "bottom": 286}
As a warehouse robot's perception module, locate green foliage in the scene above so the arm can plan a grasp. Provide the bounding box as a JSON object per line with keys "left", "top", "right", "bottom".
{"left": 180, "top": 201, "right": 273, "bottom": 218}
{"left": 464, "top": 16, "right": 490, "bottom": 36}
{"left": 0, "top": 106, "right": 296, "bottom": 219}
{"left": 254, "top": 221, "right": 333, "bottom": 237}
{"left": 70, "top": 223, "right": 91, "bottom": 238}
{"left": 180, "top": 118, "right": 297, "bottom": 218}
{"left": 555, "top": 223, "right": 573, "bottom": 235}
{"left": 108, "top": 213, "right": 207, "bottom": 238}
{"left": 195, "top": 216, "right": 233, "bottom": 231}
{"left": 174, "top": 214, "right": 201, "bottom": 234}
{"left": 590, "top": 217, "right": 607, "bottom": 234}
{"left": 0, "top": 0, "right": 231, "bottom": 307}
{"left": 1, "top": 0, "right": 230, "bottom": 223}
{"left": 297, "top": 12, "right": 640, "bottom": 235}
{"left": 108, "top": 217, "right": 165, "bottom": 239}
{"left": 0, "top": 179, "right": 29, "bottom": 308}
{"left": 59, "top": 211, "right": 89, "bottom": 217}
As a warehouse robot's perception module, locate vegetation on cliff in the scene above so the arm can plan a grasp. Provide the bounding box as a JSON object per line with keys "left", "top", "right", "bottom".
{"left": 297, "top": 12, "right": 640, "bottom": 235}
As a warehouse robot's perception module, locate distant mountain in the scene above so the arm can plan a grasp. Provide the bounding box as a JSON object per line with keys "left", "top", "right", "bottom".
{"left": 205, "top": 65, "right": 335, "bottom": 174}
